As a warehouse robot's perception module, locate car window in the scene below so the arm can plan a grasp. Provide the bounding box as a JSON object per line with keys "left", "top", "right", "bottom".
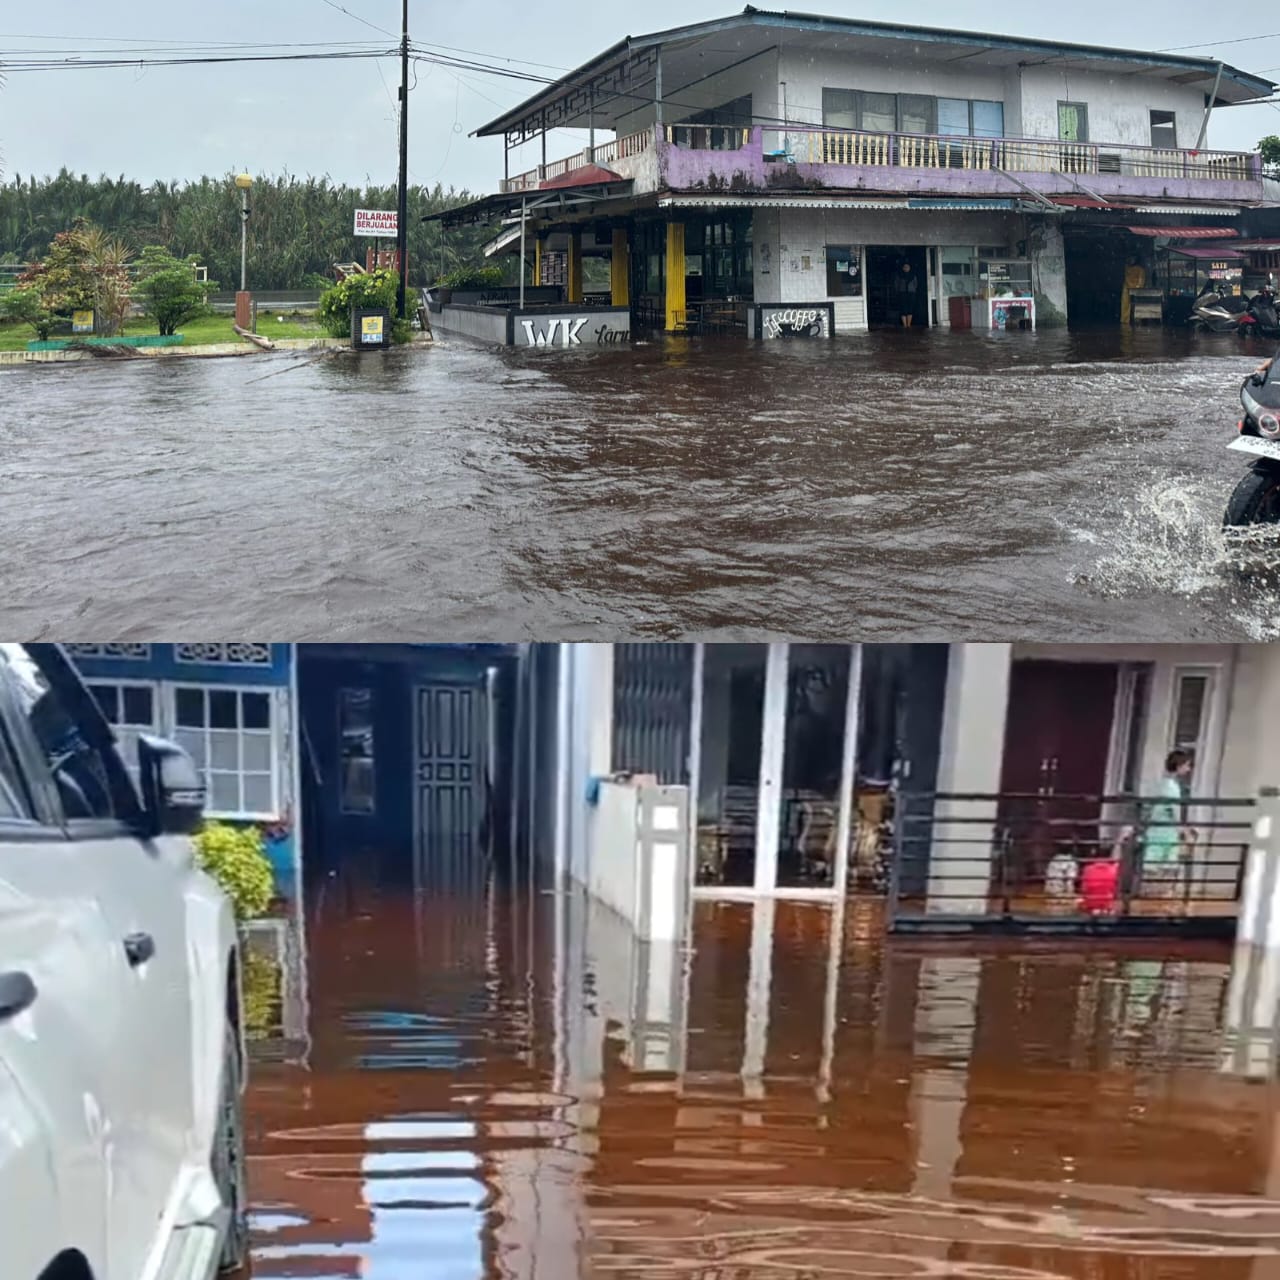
{"left": 0, "top": 644, "right": 133, "bottom": 822}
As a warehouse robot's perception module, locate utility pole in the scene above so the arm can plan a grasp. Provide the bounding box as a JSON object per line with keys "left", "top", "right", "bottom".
{"left": 396, "top": 0, "right": 410, "bottom": 323}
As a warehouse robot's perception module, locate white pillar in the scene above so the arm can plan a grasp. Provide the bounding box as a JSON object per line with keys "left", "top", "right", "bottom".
{"left": 754, "top": 643, "right": 788, "bottom": 893}
{"left": 1222, "top": 790, "right": 1280, "bottom": 1079}
{"left": 927, "top": 644, "right": 1014, "bottom": 915}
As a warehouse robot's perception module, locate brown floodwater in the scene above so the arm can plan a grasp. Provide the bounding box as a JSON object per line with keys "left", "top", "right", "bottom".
{"left": 240, "top": 884, "right": 1280, "bottom": 1279}
{"left": 4, "top": 326, "right": 1280, "bottom": 640}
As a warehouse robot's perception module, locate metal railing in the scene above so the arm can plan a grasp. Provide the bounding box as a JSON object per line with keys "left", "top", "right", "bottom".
{"left": 888, "top": 790, "right": 1256, "bottom": 933}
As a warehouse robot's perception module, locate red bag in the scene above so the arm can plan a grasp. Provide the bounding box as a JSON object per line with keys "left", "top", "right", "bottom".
{"left": 1080, "top": 859, "right": 1119, "bottom": 914}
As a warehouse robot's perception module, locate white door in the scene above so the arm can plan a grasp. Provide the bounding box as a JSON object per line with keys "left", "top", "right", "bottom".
{"left": 0, "top": 645, "right": 196, "bottom": 1279}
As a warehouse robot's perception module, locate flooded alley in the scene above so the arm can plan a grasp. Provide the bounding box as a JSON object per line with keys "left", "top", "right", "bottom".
{"left": 5, "top": 328, "right": 1280, "bottom": 641}
{"left": 241, "top": 884, "right": 1280, "bottom": 1280}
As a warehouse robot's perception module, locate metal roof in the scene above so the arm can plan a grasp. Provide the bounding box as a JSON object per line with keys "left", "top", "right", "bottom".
{"left": 474, "top": 6, "right": 1275, "bottom": 139}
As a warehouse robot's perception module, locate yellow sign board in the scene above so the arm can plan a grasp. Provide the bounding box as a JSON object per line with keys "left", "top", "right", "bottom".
{"left": 72, "top": 310, "right": 94, "bottom": 333}
{"left": 361, "top": 315, "right": 384, "bottom": 340}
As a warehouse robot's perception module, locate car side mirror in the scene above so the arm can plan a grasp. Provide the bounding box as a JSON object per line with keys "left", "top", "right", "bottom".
{"left": 137, "top": 735, "right": 205, "bottom": 835}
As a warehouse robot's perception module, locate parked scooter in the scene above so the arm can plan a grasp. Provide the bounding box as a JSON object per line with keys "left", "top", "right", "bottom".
{"left": 1192, "top": 284, "right": 1249, "bottom": 333}
{"left": 1238, "top": 280, "right": 1280, "bottom": 340}
{"left": 1223, "top": 366, "right": 1280, "bottom": 527}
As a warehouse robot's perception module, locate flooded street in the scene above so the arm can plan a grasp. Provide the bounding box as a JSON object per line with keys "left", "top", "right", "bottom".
{"left": 5, "top": 327, "right": 1280, "bottom": 640}
{"left": 242, "top": 885, "right": 1280, "bottom": 1279}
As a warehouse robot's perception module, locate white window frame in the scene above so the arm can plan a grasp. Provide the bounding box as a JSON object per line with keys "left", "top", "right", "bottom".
{"left": 164, "top": 683, "right": 281, "bottom": 821}
{"left": 1167, "top": 666, "right": 1219, "bottom": 794}
{"left": 83, "top": 678, "right": 161, "bottom": 782}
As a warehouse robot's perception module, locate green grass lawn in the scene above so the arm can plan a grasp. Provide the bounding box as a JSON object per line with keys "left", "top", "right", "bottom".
{"left": 0, "top": 311, "right": 325, "bottom": 352}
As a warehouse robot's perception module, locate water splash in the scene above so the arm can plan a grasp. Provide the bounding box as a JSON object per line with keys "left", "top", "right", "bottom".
{"left": 1083, "top": 475, "right": 1238, "bottom": 598}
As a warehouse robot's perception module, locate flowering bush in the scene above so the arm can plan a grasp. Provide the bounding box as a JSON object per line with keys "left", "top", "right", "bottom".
{"left": 192, "top": 821, "right": 274, "bottom": 921}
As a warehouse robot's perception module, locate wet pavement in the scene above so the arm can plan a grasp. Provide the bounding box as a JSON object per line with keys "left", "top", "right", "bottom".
{"left": 6, "top": 327, "right": 1280, "bottom": 641}
{"left": 241, "top": 885, "right": 1280, "bottom": 1278}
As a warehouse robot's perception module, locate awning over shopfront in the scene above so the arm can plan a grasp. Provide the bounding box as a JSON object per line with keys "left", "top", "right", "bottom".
{"left": 1167, "top": 245, "right": 1245, "bottom": 259}
{"left": 1127, "top": 226, "right": 1240, "bottom": 238}
{"left": 657, "top": 194, "right": 1023, "bottom": 212}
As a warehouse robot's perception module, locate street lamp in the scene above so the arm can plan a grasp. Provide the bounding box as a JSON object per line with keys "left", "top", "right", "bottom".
{"left": 235, "top": 173, "right": 253, "bottom": 292}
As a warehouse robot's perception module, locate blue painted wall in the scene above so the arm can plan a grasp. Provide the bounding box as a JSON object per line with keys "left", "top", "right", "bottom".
{"left": 67, "top": 643, "right": 291, "bottom": 686}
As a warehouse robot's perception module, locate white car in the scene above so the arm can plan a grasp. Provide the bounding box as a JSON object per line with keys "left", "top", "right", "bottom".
{"left": 0, "top": 643, "right": 249, "bottom": 1280}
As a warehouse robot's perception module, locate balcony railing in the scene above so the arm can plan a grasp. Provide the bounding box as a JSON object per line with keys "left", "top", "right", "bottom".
{"left": 501, "top": 127, "right": 652, "bottom": 193}
{"left": 661, "top": 123, "right": 751, "bottom": 152}
{"left": 500, "top": 121, "right": 1260, "bottom": 195}
{"left": 789, "top": 126, "right": 1257, "bottom": 182}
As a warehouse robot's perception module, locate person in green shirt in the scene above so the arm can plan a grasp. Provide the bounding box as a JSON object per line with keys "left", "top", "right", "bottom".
{"left": 1142, "top": 750, "right": 1196, "bottom": 900}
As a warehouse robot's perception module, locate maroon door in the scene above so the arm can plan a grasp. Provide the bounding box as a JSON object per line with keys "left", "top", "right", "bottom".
{"left": 998, "top": 662, "right": 1118, "bottom": 886}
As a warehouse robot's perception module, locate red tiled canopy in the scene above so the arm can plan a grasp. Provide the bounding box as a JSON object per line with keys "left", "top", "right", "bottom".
{"left": 539, "top": 164, "right": 623, "bottom": 191}
{"left": 1127, "top": 225, "right": 1240, "bottom": 238}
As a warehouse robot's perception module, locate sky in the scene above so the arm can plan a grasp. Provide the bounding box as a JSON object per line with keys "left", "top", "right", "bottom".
{"left": 2, "top": 0, "right": 1280, "bottom": 197}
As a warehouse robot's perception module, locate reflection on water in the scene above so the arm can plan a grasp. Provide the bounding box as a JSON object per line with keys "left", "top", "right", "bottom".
{"left": 5, "top": 328, "right": 1280, "bottom": 639}
{"left": 243, "top": 886, "right": 1280, "bottom": 1279}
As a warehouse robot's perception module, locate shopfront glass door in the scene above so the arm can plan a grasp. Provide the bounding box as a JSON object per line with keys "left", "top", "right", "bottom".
{"left": 693, "top": 644, "right": 857, "bottom": 896}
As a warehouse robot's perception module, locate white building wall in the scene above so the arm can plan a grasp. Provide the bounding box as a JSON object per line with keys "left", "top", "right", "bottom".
{"left": 764, "top": 208, "right": 1021, "bottom": 332}
{"left": 1018, "top": 67, "right": 1208, "bottom": 148}
{"left": 614, "top": 49, "right": 782, "bottom": 135}
{"left": 776, "top": 49, "right": 1214, "bottom": 148}
{"left": 779, "top": 48, "right": 1008, "bottom": 131}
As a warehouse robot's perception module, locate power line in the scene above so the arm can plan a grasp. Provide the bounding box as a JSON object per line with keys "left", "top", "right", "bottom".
{"left": 317, "top": 0, "right": 397, "bottom": 39}
{"left": 0, "top": 48, "right": 395, "bottom": 71}
{"left": 1159, "top": 32, "right": 1280, "bottom": 52}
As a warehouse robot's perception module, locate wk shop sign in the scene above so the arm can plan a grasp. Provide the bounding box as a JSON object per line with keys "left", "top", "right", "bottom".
{"left": 354, "top": 208, "right": 398, "bottom": 238}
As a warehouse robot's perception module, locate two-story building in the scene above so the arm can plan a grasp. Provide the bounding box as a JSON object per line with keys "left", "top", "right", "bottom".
{"left": 433, "top": 8, "right": 1272, "bottom": 342}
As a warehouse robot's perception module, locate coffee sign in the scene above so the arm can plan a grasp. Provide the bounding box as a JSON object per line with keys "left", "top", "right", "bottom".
{"left": 354, "top": 209, "right": 398, "bottom": 238}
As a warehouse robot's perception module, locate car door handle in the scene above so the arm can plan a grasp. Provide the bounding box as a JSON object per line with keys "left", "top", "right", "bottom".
{"left": 123, "top": 932, "right": 155, "bottom": 968}
{"left": 0, "top": 971, "right": 36, "bottom": 1021}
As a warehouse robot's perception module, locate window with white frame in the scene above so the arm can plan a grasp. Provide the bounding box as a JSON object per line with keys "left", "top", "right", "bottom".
{"left": 86, "top": 681, "right": 159, "bottom": 784}
{"left": 172, "top": 685, "right": 277, "bottom": 818}
{"left": 1169, "top": 668, "right": 1214, "bottom": 785}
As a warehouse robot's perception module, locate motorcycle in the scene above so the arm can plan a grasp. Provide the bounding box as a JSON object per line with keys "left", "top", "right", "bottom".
{"left": 1192, "top": 286, "right": 1249, "bottom": 333}
{"left": 1239, "top": 284, "right": 1280, "bottom": 340}
{"left": 1224, "top": 367, "right": 1280, "bottom": 527}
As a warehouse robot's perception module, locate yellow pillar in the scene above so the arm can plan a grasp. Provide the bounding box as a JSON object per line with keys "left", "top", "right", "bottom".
{"left": 665, "top": 221, "right": 686, "bottom": 332}
{"left": 567, "top": 231, "right": 583, "bottom": 304}
{"left": 534, "top": 236, "right": 543, "bottom": 288}
{"left": 611, "top": 227, "right": 630, "bottom": 308}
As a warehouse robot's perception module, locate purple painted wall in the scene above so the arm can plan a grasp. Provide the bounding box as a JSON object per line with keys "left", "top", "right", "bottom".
{"left": 652, "top": 127, "right": 1262, "bottom": 206}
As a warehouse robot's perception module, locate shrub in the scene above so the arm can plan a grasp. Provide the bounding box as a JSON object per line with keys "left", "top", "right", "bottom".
{"left": 2, "top": 284, "right": 59, "bottom": 340}
{"left": 240, "top": 948, "right": 281, "bottom": 1040}
{"left": 193, "top": 821, "right": 274, "bottom": 921}
{"left": 318, "top": 266, "right": 399, "bottom": 337}
{"left": 134, "top": 245, "right": 215, "bottom": 336}
{"left": 439, "top": 264, "right": 504, "bottom": 291}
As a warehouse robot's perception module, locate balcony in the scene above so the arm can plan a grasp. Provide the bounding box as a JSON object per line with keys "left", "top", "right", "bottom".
{"left": 502, "top": 123, "right": 1263, "bottom": 207}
